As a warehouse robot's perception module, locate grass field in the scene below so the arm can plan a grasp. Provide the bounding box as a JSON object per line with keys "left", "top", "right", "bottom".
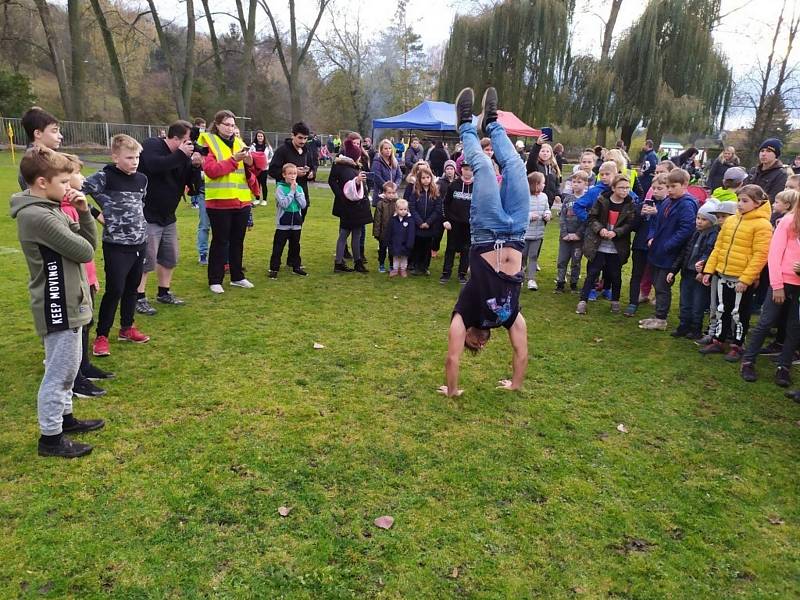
{"left": 0, "top": 152, "right": 798, "bottom": 598}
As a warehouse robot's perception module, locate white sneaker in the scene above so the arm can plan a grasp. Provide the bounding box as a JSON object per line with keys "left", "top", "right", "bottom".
{"left": 536, "top": 264, "right": 541, "bottom": 271}
{"left": 527, "top": 279, "right": 538, "bottom": 290}
{"left": 209, "top": 284, "right": 224, "bottom": 294}
{"left": 231, "top": 278, "right": 254, "bottom": 289}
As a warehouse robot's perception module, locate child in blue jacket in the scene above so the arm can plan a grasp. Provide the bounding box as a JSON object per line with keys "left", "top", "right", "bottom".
{"left": 389, "top": 199, "right": 415, "bottom": 278}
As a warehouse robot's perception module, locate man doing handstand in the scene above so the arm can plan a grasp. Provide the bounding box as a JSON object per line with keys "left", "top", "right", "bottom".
{"left": 439, "top": 87, "right": 529, "bottom": 397}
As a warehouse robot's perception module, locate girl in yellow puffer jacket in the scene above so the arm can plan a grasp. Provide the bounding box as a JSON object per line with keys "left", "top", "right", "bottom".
{"left": 700, "top": 185, "right": 773, "bottom": 360}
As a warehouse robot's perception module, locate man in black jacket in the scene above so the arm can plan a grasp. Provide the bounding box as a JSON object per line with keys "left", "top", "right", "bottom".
{"left": 748, "top": 137, "right": 788, "bottom": 201}
{"left": 135, "top": 120, "right": 201, "bottom": 315}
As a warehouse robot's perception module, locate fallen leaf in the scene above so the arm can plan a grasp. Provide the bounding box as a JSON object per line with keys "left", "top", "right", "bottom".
{"left": 313, "top": 342, "right": 325, "bottom": 349}
{"left": 768, "top": 516, "right": 784, "bottom": 525}
{"left": 616, "top": 423, "right": 628, "bottom": 434}
{"left": 393, "top": 296, "right": 399, "bottom": 300}
{"left": 593, "top": 337, "right": 603, "bottom": 343}
{"left": 449, "top": 567, "right": 460, "bottom": 579}
{"left": 571, "top": 586, "right": 586, "bottom": 594}
{"left": 278, "top": 506, "right": 292, "bottom": 517}
{"left": 374, "top": 515, "right": 394, "bottom": 529}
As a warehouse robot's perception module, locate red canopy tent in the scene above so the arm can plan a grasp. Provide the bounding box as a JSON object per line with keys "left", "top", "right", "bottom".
{"left": 497, "top": 110, "right": 541, "bottom": 137}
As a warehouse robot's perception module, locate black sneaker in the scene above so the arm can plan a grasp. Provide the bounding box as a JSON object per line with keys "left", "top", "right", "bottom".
{"left": 73, "top": 378, "right": 107, "bottom": 398}
{"left": 439, "top": 274, "right": 450, "bottom": 284}
{"left": 334, "top": 262, "right": 354, "bottom": 273}
{"left": 455, "top": 88, "right": 475, "bottom": 126}
{"left": 156, "top": 292, "right": 185, "bottom": 305}
{"left": 62, "top": 417, "right": 105, "bottom": 434}
{"left": 775, "top": 366, "right": 792, "bottom": 388}
{"left": 478, "top": 87, "right": 498, "bottom": 136}
{"left": 759, "top": 341, "right": 783, "bottom": 355}
{"left": 570, "top": 282, "right": 578, "bottom": 292}
{"left": 458, "top": 274, "right": 468, "bottom": 285}
{"left": 82, "top": 364, "right": 115, "bottom": 381}
{"left": 38, "top": 436, "right": 93, "bottom": 458}
{"left": 292, "top": 267, "right": 308, "bottom": 277}
{"left": 670, "top": 327, "right": 689, "bottom": 338}
{"left": 554, "top": 282, "right": 565, "bottom": 293}
{"left": 268, "top": 270, "right": 278, "bottom": 279}
{"left": 740, "top": 362, "right": 757, "bottom": 383}
{"left": 135, "top": 297, "right": 157, "bottom": 315}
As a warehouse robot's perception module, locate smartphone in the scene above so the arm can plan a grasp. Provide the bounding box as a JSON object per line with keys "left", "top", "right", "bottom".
{"left": 541, "top": 127, "right": 553, "bottom": 142}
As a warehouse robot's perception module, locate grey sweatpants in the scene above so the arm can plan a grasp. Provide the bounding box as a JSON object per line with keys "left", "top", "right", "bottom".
{"left": 38, "top": 328, "right": 81, "bottom": 435}
{"left": 523, "top": 238, "right": 544, "bottom": 280}
{"left": 556, "top": 239, "right": 582, "bottom": 285}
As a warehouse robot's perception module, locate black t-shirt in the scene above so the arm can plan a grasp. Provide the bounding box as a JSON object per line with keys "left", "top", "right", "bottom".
{"left": 453, "top": 247, "right": 523, "bottom": 329}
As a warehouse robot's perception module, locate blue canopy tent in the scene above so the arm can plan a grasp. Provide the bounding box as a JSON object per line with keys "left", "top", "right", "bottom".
{"left": 371, "top": 100, "right": 474, "bottom": 132}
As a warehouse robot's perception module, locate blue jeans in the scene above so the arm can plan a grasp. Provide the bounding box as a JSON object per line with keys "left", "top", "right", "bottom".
{"left": 196, "top": 190, "right": 209, "bottom": 257}
{"left": 678, "top": 270, "right": 709, "bottom": 332}
{"left": 459, "top": 121, "right": 528, "bottom": 245}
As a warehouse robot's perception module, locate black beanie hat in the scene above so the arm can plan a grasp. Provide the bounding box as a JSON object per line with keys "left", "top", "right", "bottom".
{"left": 759, "top": 137, "right": 782, "bottom": 158}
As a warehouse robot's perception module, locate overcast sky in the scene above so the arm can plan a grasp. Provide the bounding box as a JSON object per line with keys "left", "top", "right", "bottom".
{"left": 175, "top": 0, "right": 797, "bottom": 128}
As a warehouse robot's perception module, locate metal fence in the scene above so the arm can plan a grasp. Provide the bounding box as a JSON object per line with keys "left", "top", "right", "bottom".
{"left": 0, "top": 117, "right": 335, "bottom": 151}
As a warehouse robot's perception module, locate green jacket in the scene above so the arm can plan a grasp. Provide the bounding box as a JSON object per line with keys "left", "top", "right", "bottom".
{"left": 10, "top": 190, "right": 97, "bottom": 337}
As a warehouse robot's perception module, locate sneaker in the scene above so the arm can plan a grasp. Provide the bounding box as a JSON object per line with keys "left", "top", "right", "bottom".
{"left": 38, "top": 436, "right": 92, "bottom": 458}
{"left": 724, "top": 344, "right": 743, "bottom": 362}
{"left": 92, "top": 335, "right": 110, "bottom": 357}
{"left": 695, "top": 334, "right": 714, "bottom": 346}
{"left": 576, "top": 300, "right": 587, "bottom": 315}
{"left": 62, "top": 416, "right": 105, "bottom": 434}
{"left": 588, "top": 289, "right": 598, "bottom": 302}
{"left": 83, "top": 364, "right": 115, "bottom": 381}
{"left": 209, "top": 284, "right": 225, "bottom": 294}
{"left": 785, "top": 389, "right": 800, "bottom": 402}
{"left": 623, "top": 304, "right": 638, "bottom": 317}
{"left": 638, "top": 294, "right": 650, "bottom": 304}
{"left": 156, "top": 292, "right": 185, "bottom": 305}
{"left": 268, "top": 270, "right": 278, "bottom": 279}
{"left": 527, "top": 279, "right": 538, "bottom": 291}
{"left": 73, "top": 378, "right": 107, "bottom": 398}
{"left": 455, "top": 87, "right": 475, "bottom": 126}
{"left": 610, "top": 301, "right": 621, "bottom": 313}
{"left": 477, "top": 86, "right": 498, "bottom": 136}
{"left": 758, "top": 341, "right": 783, "bottom": 355}
{"left": 569, "top": 282, "right": 577, "bottom": 292}
{"left": 554, "top": 282, "right": 565, "bottom": 293}
{"left": 439, "top": 275, "right": 450, "bottom": 284}
{"left": 198, "top": 253, "right": 208, "bottom": 266}
{"left": 601, "top": 289, "right": 612, "bottom": 301}
{"left": 118, "top": 326, "right": 150, "bottom": 344}
{"left": 740, "top": 362, "right": 757, "bottom": 382}
{"left": 334, "top": 262, "right": 354, "bottom": 273}
{"left": 135, "top": 297, "right": 157, "bottom": 316}
{"left": 639, "top": 318, "right": 668, "bottom": 330}
{"left": 685, "top": 331, "right": 703, "bottom": 340}
{"left": 775, "top": 366, "right": 792, "bottom": 388}
{"left": 230, "top": 278, "right": 254, "bottom": 288}
{"left": 698, "top": 339, "right": 725, "bottom": 354}
{"left": 389, "top": 269, "right": 399, "bottom": 278}
{"left": 458, "top": 275, "right": 468, "bottom": 285}
{"left": 378, "top": 264, "right": 386, "bottom": 273}
{"left": 292, "top": 267, "right": 308, "bottom": 277}
{"left": 400, "top": 269, "right": 409, "bottom": 278}
{"left": 670, "top": 327, "right": 689, "bottom": 338}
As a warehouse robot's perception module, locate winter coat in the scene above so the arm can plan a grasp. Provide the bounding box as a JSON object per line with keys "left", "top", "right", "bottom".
{"left": 670, "top": 227, "right": 719, "bottom": 274}
{"left": 429, "top": 147, "right": 449, "bottom": 176}
{"left": 574, "top": 182, "right": 611, "bottom": 222}
{"left": 274, "top": 181, "right": 306, "bottom": 230}
{"left": 748, "top": 161, "right": 788, "bottom": 201}
{"left": 706, "top": 156, "right": 736, "bottom": 191}
{"left": 404, "top": 144, "right": 424, "bottom": 171}
{"left": 408, "top": 187, "right": 442, "bottom": 238}
{"left": 768, "top": 215, "right": 800, "bottom": 289}
{"left": 372, "top": 196, "right": 397, "bottom": 242}
{"left": 370, "top": 155, "right": 403, "bottom": 205}
{"left": 10, "top": 190, "right": 97, "bottom": 337}
{"left": 582, "top": 193, "right": 637, "bottom": 263}
{"left": 525, "top": 193, "right": 551, "bottom": 240}
{"left": 329, "top": 156, "right": 373, "bottom": 229}
{"left": 711, "top": 187, "right": 738, "bottom": 202}
{"left": 704, "top": 200, "right": 773, "bottom": 285}
{"left": 525, "top": 143, "right": 560, "bottom": 206}
{"left": 139, "top": 137, "right": 196, "bottom": 226}
{"left": 632, "top": 197, "right": 661, "bottom": 251}
{"left": 647, "top": 194, "right": 698, "bottom": 269}
{"left": 268, "top": 138, "right": 316, "bottom": 205}
{"left": 389, "top": 215, "right": 416, "bottom": 257}
{"left": 559, "top": 193, "right": 586, "bottom": 239}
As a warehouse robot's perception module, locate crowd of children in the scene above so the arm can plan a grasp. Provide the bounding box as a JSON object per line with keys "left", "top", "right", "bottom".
{"left": 11, "top": 102, "right": 800, "bottom": 458}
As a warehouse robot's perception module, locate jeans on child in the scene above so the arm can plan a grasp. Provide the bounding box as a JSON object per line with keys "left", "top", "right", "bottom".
{"left": 459, "top": 121, "right": 528, "bottom": 244}
{"left": 196, "top": 189, "right": 210, "bottom": 257}
{"left": 678, "top": 270, "right": 709, "bottom": 332}
{"left": 556, "top": 239, "right": 582, "bottom": 285}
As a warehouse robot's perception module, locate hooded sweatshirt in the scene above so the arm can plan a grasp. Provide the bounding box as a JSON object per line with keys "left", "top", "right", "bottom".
{"left": 10, "top": 190, "right": 97, "bottom": 336}
{"left": 82, "top": 164, "right": 148, "bottom": 246}
{"left": 268, "top": 138, "right": 316, "bottom": 204}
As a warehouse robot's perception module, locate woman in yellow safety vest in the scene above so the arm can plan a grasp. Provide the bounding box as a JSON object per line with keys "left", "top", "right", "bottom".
{"left": 197, "top": 110, "right": 265, "bottom": 294}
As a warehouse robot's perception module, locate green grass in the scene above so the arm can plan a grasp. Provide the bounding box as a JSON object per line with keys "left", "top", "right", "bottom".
{"left": 1, "top": 152, "right": 798, "bottom": 598}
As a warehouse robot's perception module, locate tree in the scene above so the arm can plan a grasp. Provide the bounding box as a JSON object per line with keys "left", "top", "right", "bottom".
{"left": 0, "top": 67, "right": 36, "bottom": 116}
{"left": 234, "top": 0, "right": 257, "bottom": 118}
{"left": 259, "top": 0, "right": 330, "bottom": 123}
{"left": 67, "top": 0, "right": 85, "bottom": 120}
{"left": 594, "top": 0, "right": 623, "bottom": 146}
{"left": 88, "top": 0, "right": 133, "bottom": 122}
{"left": 199, "top": 0, "right": 226, "bottom": 103}
{"left": 32, "top": 0, "right": 75, "bottom": 118}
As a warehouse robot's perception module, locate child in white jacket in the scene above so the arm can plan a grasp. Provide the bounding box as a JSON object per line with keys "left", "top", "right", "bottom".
{"left": 524, "top": 171, "right": 551, "bottom": 290}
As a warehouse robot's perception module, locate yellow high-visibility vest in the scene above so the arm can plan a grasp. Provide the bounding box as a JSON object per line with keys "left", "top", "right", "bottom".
{"left": 198, "top": 132, "right": 251, "bottom": 203}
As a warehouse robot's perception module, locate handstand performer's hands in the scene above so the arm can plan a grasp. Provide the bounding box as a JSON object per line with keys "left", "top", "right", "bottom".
{"left": 437, "top": 385, "right": 463, "bottom": 397}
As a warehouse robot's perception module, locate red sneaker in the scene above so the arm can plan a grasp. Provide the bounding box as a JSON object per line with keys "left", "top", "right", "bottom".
{"left": 118, "top": 326, "right": 150, "bottom": 344}
{"left": 92, "top": 335, "right": 110, "bottom": 356}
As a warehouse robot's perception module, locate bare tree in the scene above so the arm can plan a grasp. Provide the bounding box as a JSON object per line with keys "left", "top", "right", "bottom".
{"left": 593, "top": 0, "right": 623, "bottom": 146}
{"left": 234, "top": 0, "right": 257, "bottom": 118}
{"left": 32, "top": 0, "right": 75, "bottom": 118}
{"left": 199, "top": 0, "right": 226, "bottom": 101}
{"left": 67, "top": 0, "right": 84, "bottom": 120}
{"left": 258, "top": 0, "right": 330, "bottom": 123}
{"left": 88, "top": 0, "right": 133, "bottom": 122}
{"left": 146, "top": 0, "right": 196, "bottom": 119}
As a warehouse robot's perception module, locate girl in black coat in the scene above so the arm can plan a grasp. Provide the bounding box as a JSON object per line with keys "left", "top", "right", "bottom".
{"left": 329, "top": 134, "right": 373, "bottom": 272}
{"left": 525, "top": 135, "right": 561, "bottom": 207}
{"left": 407, "top": 164, "right": 442, "bottom": 274}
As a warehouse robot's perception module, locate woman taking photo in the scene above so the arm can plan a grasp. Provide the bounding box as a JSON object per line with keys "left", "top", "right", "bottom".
{"left": 197, "top": 110, "right": 265, "bottom": 293}
{"left": 329, "top": 133, "right": 373, "bottom": 273}
{"left": 250, "top": 130, "right": 274, "bottom": 205}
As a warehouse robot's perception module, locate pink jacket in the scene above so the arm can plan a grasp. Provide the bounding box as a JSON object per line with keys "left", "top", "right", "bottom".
{"left": 60, "top": 197, "right": 99, "bottom": 287}
{"left": 768, "top": 215, "right": 800, "bottom": 290}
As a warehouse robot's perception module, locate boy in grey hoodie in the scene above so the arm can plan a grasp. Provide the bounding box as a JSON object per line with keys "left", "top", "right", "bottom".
{"left": 11, "top": 147, "right": 105, "bottom": 458}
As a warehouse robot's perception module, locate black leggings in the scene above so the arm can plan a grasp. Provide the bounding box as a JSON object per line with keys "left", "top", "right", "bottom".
{"left": 97, "top": 242, "right": 145, "bottom": 336}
